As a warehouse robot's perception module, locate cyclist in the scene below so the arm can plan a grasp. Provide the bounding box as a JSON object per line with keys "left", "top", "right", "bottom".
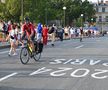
{"left": 21, "top": 17, "right": 35, "bottom": 52}
{"left": 79, "top": 27, "right": 84, "bottom": 42}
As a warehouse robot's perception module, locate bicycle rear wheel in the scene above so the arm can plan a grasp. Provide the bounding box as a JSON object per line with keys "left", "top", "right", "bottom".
{"left": 20, "top": 47, "right": 29, "bottom": 64}
{"left": 33, "top": 52, "right": 41, "bottom": 61}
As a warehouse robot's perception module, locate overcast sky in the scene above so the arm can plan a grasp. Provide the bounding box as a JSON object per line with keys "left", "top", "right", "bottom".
{"left": 83, "top": 0, "right": 108, "bottom": 3}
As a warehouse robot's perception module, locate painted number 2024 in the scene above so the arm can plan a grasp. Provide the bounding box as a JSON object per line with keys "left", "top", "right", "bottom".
{"left": 30, "top": 67, "right": 108, "bottom": 80}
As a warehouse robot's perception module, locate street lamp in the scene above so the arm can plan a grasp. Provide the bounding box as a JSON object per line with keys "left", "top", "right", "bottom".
{"left": 81, "top": 14, "right": 83, "bottom": 27}
{"left": 63, "top": 6, "right": 66, "bottom": 27}
{"left": 91, "top": 18, "right": 93, "bottom": 25}
{"left": 91, "top": 18, "right": 93, "bottom": 21}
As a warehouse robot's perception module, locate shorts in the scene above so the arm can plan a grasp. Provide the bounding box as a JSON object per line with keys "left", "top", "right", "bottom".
{"left": 30, "top": 34, "right": 35, "bottom": 41}
{"left": 65, "top": 33, "right": 68, "bottom": 36}
{"left": 37, "top": 33, "right": 42, "bottom": 42}
{"left": 21, "top": 32, "right": 35, "bottom": 42}
{"left": 10, "top": 39, "right": 16, "bottom": 43}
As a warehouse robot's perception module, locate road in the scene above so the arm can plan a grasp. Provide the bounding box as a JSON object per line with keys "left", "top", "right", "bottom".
{"left": 0, "top": 36, "right": 108, "bottom": 90}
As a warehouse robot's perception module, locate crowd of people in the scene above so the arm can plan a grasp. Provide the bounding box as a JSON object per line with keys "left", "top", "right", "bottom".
{"left": 0, "top": 17, "right": 54, "bottom": 56}
{"left": 0, "top": 17, "right": 100, "bottom": 56}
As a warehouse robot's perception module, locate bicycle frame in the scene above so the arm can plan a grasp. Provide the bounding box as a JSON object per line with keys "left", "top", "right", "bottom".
{"left": 26, "top": 40, "right": 33, "bottom": 57}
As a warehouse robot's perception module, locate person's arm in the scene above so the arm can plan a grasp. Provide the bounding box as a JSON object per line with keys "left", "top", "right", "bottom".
{"left": 21, "top": 25, "right": 25, "bottom": 36}
{"left": 30, "top": 25, "right": 35, "bottom": 37}
{"left": 6, "top": 34, "right": 10, "bottom": 41}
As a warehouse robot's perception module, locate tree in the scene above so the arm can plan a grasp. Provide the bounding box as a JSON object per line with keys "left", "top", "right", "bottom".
{"left": 6, "top": 0, "right": 21, "bottom": 21}
{"left": 0, "top": 0, "right": 96, "bottom": 25}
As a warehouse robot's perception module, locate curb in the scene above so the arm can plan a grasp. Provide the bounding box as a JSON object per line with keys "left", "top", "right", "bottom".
{"left": 0, "top": 35, "right": 106, "bottom": 49}
{"left": 0, "top": 44, "right": 10, "bottom": 49}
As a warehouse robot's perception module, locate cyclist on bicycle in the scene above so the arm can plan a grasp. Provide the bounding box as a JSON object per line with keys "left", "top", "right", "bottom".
{"left": 21, "top": 17, "right": 35, "bottom": 52}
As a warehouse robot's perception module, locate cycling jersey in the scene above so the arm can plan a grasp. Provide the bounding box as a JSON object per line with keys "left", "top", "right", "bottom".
{"left": 22, "top": 23, "right": 35, "bottom": 37}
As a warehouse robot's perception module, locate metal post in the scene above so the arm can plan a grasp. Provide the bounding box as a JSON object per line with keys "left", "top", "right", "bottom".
{"left": 64, "top": 10, "right": 65, "bottom": 27}
{"left": 45, "top": 8, "right": 47, "bottom": 25}
{"left": 63, "top": 6, "right": 66, "bottom": 27}
{"left": 21, "top": 0, "right": 24, "bottom": 21}
{"left": 101, "top": 14, "right": 104, "bottom": 36}
{"left": 81, "top": 14, "right": 83, "bottom": 27}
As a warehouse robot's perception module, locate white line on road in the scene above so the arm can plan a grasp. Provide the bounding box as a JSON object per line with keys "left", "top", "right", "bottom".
{"left": 0, "top": 72, "right": 18, "bottom": 82}
{"left": 75, "top": 45, "right": 84, "bottom": 49}
{"left": 0, "top": 49, "right": 20, "bottom": 54}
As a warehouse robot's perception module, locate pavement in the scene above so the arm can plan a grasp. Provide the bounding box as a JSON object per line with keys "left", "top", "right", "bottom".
{"left": 0, "top": 41, "right": 10, "bottom": 49}
{"left": 1, "top": 35, "right": 108, "bottom": 90}
{"left": 0, "top": 34, "right": 105, "bottom": 49}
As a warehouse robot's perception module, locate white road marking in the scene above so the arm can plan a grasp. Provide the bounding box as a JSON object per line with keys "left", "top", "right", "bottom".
{"left": 0, "top": 72, "right": 18, "bottom": 82}
{"left": 0, "top": 49, "right": 20, "bottom": 54}
{"left": 75, "top": 45, "right": 84, "bottom": 49}
{"left": 29, "top": 67, "right": 52, "bottom": 76}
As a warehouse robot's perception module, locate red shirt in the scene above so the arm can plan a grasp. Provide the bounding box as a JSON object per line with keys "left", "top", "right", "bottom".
{"left": 42, "top": 27, "right": 48, "bottom": 36}
{"left": 22, "top": 23, "right": 35, "bottom": 36}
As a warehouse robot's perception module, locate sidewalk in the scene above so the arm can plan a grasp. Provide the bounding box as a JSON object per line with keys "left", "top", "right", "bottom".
{"left": 0, "top": 34, "right": 106, "bottom": 49}
{"left": 0, "top": 41, "right": 10, "bottom": 49}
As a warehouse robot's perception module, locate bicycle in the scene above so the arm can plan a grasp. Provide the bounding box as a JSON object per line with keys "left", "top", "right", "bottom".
{"left": 20, "top": 39, "right": 43, "bottom": 64}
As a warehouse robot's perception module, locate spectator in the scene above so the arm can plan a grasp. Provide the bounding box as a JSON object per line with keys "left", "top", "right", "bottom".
{"left": 42, "top": 25, "right": 48, "bottom": 46}
{"left": 49, "top": 24, "right": 56, "bottom": 46}
{"left": 6, "top": 24, "right": 17, "bottom": 56}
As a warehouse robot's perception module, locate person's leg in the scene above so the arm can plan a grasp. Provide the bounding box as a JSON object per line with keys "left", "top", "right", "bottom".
{"left": 9, "top": 41, "right": 13, "bottom": 55}
{"left": 45, "top": 36, "right": 48, "bottom": 45}
{"left": 43, "top": 36, "right": 45, "bottom": 45}
{"left": 12, "top": 41, "right": 17, "bottom": 55}
{"left": 51, "top": 33, "right": 55, "bottom": 46}
{"left": 30, "top": 34, "right": 35, "bottom": 52}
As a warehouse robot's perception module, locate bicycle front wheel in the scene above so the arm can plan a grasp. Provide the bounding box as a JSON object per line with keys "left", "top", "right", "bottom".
{"left": 20, "top": 47, "right": 29, "bottom": 64}
{"left": 33, "top": 52, "right": 41, "bottom": 61}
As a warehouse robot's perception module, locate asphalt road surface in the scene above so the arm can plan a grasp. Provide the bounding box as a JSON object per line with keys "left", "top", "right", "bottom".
{"left": 0, "top": 36, "right": 108, "bottom": 90}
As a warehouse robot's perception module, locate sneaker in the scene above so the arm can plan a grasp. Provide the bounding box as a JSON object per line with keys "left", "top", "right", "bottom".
{"left": 51, "top": 44, "right": 54, "bottom": 47}
{"left": 8, "top": 52, "right": 12, "bottom": 56}
{"left": 13, "top": 53, "right": 17, "bottom": 56}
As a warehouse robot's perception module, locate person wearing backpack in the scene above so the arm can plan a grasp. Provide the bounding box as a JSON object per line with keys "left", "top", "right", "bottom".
{"left": 6, "top": 24, "right": 17, "bottom": 56}
{"left": 50, "top": 24, "right": 56, "bottom": 46}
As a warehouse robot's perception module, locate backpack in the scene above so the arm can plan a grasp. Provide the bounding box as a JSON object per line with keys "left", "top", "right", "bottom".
{"left": 3, "top": 23, "right": 8, "bottom": 32}
{"left": 48, "top": 27, "right": 54, "bottom": 34}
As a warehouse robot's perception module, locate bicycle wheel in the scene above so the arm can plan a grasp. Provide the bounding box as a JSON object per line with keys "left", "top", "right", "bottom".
{"left": 33, "top": 52, "right": 41, "bottom": 61}
{"left": 20, "top": 47, "right": 29, "bottom": 64}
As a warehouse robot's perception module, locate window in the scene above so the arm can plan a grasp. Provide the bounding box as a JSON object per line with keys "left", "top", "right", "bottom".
{"left": 102, "top": 7, "right": 105, "bottom": 12}
{"left": 105, "top": 16, "right": 108, "bottom": 22}
{"left": 99, "top": 16, "right": 102, "bottom": 22}
{"left": 96, "top": 8, "right": 98, "bottom": 12}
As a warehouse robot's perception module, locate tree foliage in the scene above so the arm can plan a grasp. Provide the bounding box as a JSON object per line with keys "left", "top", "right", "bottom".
{"left": 0, "top": 0, "right": 96, "bottom": 25}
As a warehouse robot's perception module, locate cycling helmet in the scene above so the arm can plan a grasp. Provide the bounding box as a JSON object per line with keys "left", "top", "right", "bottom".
{"left": 24, "top": 17, "right": 30, "bottom": 22}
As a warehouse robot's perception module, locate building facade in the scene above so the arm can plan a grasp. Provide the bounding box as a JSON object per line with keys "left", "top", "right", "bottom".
{"left": 93, "top": 0, "right": 108, "bottom": 31}
{"left": 94, "top": 0, "right": 108, "bottom": 23}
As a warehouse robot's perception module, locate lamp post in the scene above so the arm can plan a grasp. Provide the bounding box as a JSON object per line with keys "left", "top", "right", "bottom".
{"left": 21, "top": 0, "right": 24, "bottom": 21}
{"left": 63, "top": 6, "right": 66, "bottom": 27}
{"left": 45, "top": 8, "right": 48, "bottom": 25}
{"left": 101, "top": 14, "right": 104, "bottom": 36}
{"left": 81, "top": 14, "right": 83, "bottom": 27}
{"left": 91, "top": 18, "right": 93, "bottom": 26}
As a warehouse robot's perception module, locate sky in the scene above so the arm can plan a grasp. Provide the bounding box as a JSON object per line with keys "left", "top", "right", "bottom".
{"left": 83, "top": 0, "right": 108, "bottom": 3}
